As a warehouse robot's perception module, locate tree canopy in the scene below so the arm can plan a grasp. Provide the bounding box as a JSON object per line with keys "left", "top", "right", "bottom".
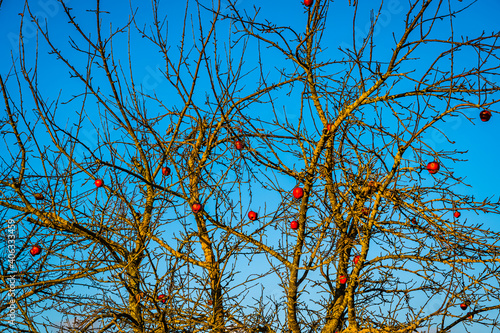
{"left": 1, "top": 1, "right": 500, "bottom": 332}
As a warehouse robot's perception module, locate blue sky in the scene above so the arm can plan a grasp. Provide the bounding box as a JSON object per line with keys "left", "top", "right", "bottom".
{"left": 1, "top": 0, "right": 500, "bottom": 332}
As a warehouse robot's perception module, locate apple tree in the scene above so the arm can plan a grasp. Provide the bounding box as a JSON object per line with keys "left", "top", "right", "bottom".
{"left": 1, "top": 0, "right": 500, "bottom": 333}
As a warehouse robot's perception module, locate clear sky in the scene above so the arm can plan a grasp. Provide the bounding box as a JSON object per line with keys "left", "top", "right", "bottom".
{"left": 2, "top": 0, "right": 499, "bottom": 200}
{"left": 1, "top": 1, "right": 499, "bottom": 332}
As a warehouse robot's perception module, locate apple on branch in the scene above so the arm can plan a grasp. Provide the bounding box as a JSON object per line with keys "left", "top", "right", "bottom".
{"left": 480, "top": 110, "right": 491, "bottom": 122}
{"left": 427, "top": 161, "right": 440, "bottom": 174}
{"left": 248, "top": 211, "right": 258, "bottom": 221}
{"left": 293, "top": 187, "right": 304, "bottom": 199}
{"left": 30, "top": 245, "right": 42, "bottom": 256}
{"left": 234, "top": 140, "right": 244, "bottom": 150}
{"left": 192, "top": 203, "right": 202, "bottom": 214}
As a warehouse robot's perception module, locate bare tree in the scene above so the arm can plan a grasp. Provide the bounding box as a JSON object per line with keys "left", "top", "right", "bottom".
{"left": 1, "top": 0, "right": 500, "bottom": 333}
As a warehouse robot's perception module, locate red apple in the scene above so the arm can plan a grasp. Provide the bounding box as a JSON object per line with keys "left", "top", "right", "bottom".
{"left": 248, "top": 211, "right": 258, "bottom": 221}
{"left": 460, "top": 303, "right": 467, "bottom": 310}
{"left": 30, "top": 245, "right": 41, "bottom": 256}
{"left": 480, "top": 110, "right": 491, "bottom": 122}
{"left": 427, "top": 161, "right": 440, "bottom": 174}
{"left": 454, "top": 211, "right": 461, "bottom": 218}
{"left": 362, "top": 207, "right": 370, "bottom": 216}
{"left": 304, "top": 0, "right": 313, "bottom": 6}
{"left": 162, "top": 167, "right": 171, "bottom": 176}
{"left": 411, "top": 217, "right": 417, "bottom": 225}
{"left": 467, "top": 313, "right": 473, "bottom": 320}
{"left": 192, "top": 203, "right": 202, "bottom": 213}
{"left": 95, "top": 179, "right": 104, "bottom": 188}
{"left": 234, "top": 140, "right": 244, "bottom": 150}
{"left": 353, "top": 255, "right": 360, "bottom": 265}
{"left": 207, "top": 299, "right": 213, "bottom": 306}
{"left": 293, "top": 187, "right": 304, "bottom": 199}
{"left": 339, "top": 275, "right": 347, "bottom": 284}
{"left": 158, "top": 294, "right": 166, "bottom": 303}
{"left": 290, "top": 220, "right": 299, "bottom": 230}
{"left": 326, "top": 123, "right": 333, "bottom": 131}
{"left": 34, "top": 193, "right": 44, "bottom": 200}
